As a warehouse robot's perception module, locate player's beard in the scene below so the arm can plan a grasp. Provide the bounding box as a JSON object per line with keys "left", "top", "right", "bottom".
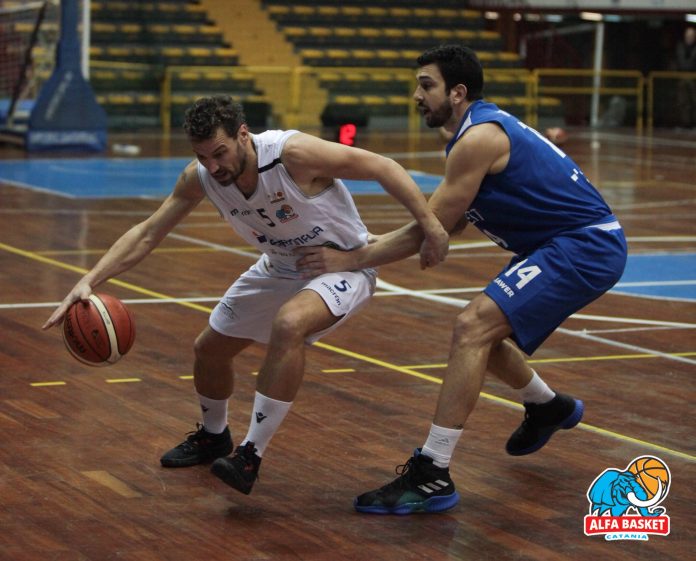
{"left": 215, "top": 146, "right": 247, "bottom": 186}
{"left": 421, "top": 98, "right": 453, "bottom": 128}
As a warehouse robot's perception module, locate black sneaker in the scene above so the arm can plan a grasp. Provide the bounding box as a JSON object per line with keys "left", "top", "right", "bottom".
{"left": 506, "top": 393, "right": 584, "bottom": 456}
{"left": 354, "top": 449, "right": 460, "bottom": 515}
{"left": 210, "top": 441, "right": 262, "bottom": 495}
{"left": 160, "top": 424, "right": 232, "bottom": 467}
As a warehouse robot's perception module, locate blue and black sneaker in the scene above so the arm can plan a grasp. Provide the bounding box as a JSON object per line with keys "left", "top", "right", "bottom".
{"left": 354, "top": 449, "right": 460, "bottom": 515}
{"left": 506, "top": 393, "right": 584, "bottom": 456}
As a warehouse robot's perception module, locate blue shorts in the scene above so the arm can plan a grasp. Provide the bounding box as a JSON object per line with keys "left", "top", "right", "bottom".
{"left": 484, "top": 220, "right": 627, "bottom": 355}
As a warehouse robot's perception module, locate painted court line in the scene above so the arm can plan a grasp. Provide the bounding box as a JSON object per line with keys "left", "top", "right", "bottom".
{"left": 404, "top": 351, "right": 696, "bottom": 369}
{"left": 2, "top": 239, "right": 693, "bottom": 461}
{"left": 375, "top": 278, "right": 696, "bottom": 361}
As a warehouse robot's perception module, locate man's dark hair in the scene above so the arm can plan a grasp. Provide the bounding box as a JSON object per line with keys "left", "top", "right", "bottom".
{"left": 417, "top": 45, "right": 484, "bottom": 100}
{"left": 183, "top": 95, "right": 247, "bottom": 141}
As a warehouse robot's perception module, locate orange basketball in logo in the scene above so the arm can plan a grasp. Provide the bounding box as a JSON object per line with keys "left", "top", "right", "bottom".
{"left": 627, "top": 456, "right": 670, "bottom": 500}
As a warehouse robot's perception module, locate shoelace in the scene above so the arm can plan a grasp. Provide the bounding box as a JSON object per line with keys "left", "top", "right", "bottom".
{"left": 232, "top": 442, "right": 260, "bottom": 480}
{"left": 235, "top": 441, "right": 256, "bottom": 458}
{"left": 377, "top": 457, "right": 417, "bottom": 494}
{"left": 179, "top": 423, "right": 208, "bottom": 449}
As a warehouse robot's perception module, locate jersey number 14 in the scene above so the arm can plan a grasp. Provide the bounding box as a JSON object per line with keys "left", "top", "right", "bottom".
{"left": 504, "top": 258, "right": 542, "bottom": 289}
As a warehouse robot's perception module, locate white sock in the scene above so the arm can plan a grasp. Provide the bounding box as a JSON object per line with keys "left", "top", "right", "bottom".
{"left": 519, "top": 371, "right": 555, "bottom": 404}
{"left": 422, "top": 424, "right": 463, "bottom": 468}
{"left": 198, "top": 393, "right": 228, "bottom": 434}
{"left": 241, "top": 391, "right": 292, "bottom": 457}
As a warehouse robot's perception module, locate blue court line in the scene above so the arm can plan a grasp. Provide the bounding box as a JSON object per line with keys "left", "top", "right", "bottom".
{"left": 0, "top": 157, "right": 192, "bottom": 199}
{"left": 0, "top": 157, "right": 442, "bottom": 198}
{"left": 1, "top": 157, "right": 694, "bottom": 302}
{"left": 611, "top": 253, "right": 696, "bottom": 302}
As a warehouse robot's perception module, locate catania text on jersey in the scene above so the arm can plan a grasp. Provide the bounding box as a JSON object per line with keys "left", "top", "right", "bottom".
{"left": 263, "top": 225, "right": 326, "bottom": 248}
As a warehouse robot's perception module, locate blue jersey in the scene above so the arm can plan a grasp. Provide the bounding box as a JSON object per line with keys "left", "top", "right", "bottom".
{"left": 445, "top": 100, "right": 614, "bottom": 255}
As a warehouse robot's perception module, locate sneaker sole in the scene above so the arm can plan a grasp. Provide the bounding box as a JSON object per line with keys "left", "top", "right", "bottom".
{"left": 210, "top": 459, "right": 254, "bottom": 495}
{"left": 354, "top": 492, "right": 460, "bottom": 515}
{"left": 507, "top": 399, "right": 584, "bottom": 456}
{"left": 160, "top": 458, "right": 206, "bottom": 468}
{"left": 159, "top": 445, "right": 233, "bottom": 468}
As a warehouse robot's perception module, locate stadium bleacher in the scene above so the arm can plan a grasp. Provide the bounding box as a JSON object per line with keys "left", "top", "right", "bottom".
{"left": 88, "top": 0, "right": 268, "bottom": 128}
{"left": 78, "top": 0, "right": 558, "bottom": 129}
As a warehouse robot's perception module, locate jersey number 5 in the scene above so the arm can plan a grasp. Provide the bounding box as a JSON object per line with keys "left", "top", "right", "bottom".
{"left": 504, "top": 258, "right": 541, "bottom": 289}
{"left": 256, "top": 208, "right": 276, "bottom": 227}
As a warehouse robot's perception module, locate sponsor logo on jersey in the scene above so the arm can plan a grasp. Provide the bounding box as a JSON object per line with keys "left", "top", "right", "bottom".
{"left": 267, "top": 225, "right": 325, "bottom": 248}
{"left": 268, "top": 190, "right": 285, "bottom": 204}
{"left": 252, "top": 230, "right": 267, "bottom": 243}
{"left": 493, "top": 277, "right": 515, "bottom": 297}
{"left": 276, "top": 204, "right": 298, "bottom": 223}
{"left": 465, "top": 208, "right": 484, "bottom": 225}
{"left": 230, "top": 208, "right": 252, "bottom": 217}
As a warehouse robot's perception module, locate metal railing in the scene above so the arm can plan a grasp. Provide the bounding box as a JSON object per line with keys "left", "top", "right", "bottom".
{"left": 89, "top": 60, "right": 696, "bottom": 134}
{"left": 646, "top": 70, "right": 696, "bottom": 130}
{"left": 532, "top": 68, "right": 644, "bottom": 131}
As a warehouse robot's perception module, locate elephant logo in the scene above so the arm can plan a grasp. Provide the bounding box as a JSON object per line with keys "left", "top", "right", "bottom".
{"left": 584, "top": 456, "right": 671, "bottom": 540}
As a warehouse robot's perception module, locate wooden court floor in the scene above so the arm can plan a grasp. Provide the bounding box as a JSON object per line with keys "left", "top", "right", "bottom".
{"left": 0, "top": 128, "right": 694, "bottom": 560}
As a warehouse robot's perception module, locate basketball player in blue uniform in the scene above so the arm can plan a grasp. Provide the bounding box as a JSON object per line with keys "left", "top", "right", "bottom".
{"left": 296, "top": 45, "right": 628, "bottom": 514}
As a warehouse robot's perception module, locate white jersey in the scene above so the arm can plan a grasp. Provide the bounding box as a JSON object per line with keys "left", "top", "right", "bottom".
{"left": 197, "top": 129, "right": 370, "bottom": 279}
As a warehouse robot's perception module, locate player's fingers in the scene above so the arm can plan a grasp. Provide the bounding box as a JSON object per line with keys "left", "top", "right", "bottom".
{"left": 42, "top": 307, "right": 66, "bottom": 330}
{"left": 293, "top": 246, "right": 317, "bottom": 257}
{"left": 77, "top": 289, "right": 92, "bottom": 301}
{"left": 296, "top": 253, "right": 318, "bottom": 267}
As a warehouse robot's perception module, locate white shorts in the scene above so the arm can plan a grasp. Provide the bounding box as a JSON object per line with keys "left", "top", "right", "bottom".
{"left": 209, "top": 256, "right": 377, "bottom": 344}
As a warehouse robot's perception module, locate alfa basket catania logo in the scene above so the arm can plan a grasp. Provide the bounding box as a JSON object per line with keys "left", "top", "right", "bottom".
{"left": 584, "top": 456, "right": 671, "bottom": 541}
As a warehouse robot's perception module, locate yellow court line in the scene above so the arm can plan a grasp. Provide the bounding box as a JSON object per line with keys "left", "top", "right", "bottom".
{"left": 30, "top": 381, "right": 67, "bottom": 387}
{"left": 38, "top": 247, "right": 221, "bottom": 255}
{"left": 314, "top": 341, "right": 444, "bottom": 384}
{"left": 37, "top": 245, "right": 258, "bottom": 256}
{"left": 0, "top": 242, "right": 212, "bottom": 314}
{"left": 106, "top": 378, "right": 142, "bottom": 384}
{"left": 405, "top": 351, "right": 696, "bottom": 370}
{"left": 466, "top": 391, "right": 696, "bottom": 462}
{"left": 4, "top": 241, "right": 693, "bottom": 462}
{"left": 322, "top": 368, "right": 356, "bottom": 373}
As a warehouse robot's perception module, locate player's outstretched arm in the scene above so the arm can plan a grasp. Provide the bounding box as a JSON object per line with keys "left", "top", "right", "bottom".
{"left": 42, "top": 162, "right": 205, "bottom": 329}
{"left": 282, "top": 132, "right": 449, "bottom": 269}
{"left": 295, "top": 220, "right": 423, "bottom": 276}
{"left": 296, "top": 124, "right": 506, "bottom": 277}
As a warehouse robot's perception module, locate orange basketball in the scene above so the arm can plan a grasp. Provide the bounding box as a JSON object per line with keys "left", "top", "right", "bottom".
{"left": 545, "top": 127, "right": 568, "bottom": 145}
{"left": 627, "top": 456, "right": 670, "bottom": 500}
{"left": 62, "top": 293, "right": 135, "bottom": 366}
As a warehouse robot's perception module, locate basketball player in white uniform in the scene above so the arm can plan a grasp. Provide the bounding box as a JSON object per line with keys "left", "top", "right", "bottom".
{"left": 43, "top": 95, "right": 449, "bottom": 496}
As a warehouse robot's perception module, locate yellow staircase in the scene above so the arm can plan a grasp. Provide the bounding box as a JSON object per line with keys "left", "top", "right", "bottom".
{"left": 198, "top": 0, "right": 326, "bottom": 129}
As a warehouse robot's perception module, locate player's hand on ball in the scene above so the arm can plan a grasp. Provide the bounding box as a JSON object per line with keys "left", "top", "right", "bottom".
{"left": 42, "top": 280, "right": 93, "bottom": 330}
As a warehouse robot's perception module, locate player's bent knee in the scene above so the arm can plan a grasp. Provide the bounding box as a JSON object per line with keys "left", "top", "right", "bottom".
{"left": 270, "top": 311, "right": 308, "bottom": 343}
{"left": 451, "top": 311, "right": 498, "bottom": 349}
{"left": 194, "top": 327, "right": 243, "bottom": 360}
{"left": 193, "top": 331, "right": 211, "bottom": 358}
{"left": 452, "top": 312, "right": 480, "bottom": 344}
